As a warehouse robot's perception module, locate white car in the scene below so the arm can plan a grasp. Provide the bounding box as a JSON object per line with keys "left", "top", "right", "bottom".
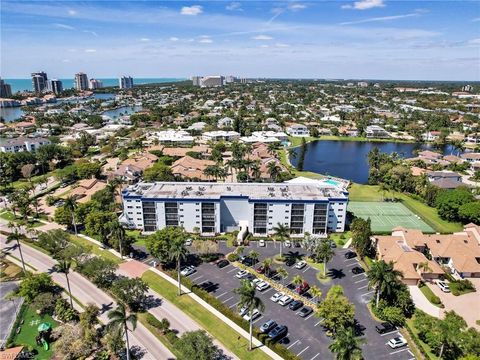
{"left": 256, "top": 281, "right": 270, "bottom": 291}
{"left": 437, "top": 281, "right": 450, "bottom": 293}
{"left": 270, "top": 292, "right": 284, "bottom": 302}
{"left": 243, "top": 309, "right": 261, "bottom": 321}
{"left": 235, "top": 270, "right": 248, "bottom": 279}
{"left": 184, "top": 239, "right": 192, "bottom": 246}
{"left": 294, "top": 260, "right": 307, "bottom": 269}
{"left": 278, "top": 295, "right": 293, "bottom": 306}
{"left": 180, "top": 266, "right": 196, "bottom": 276}
{"left": 284, "top": 240, "right": 291, "bottom": 248}
{"left": 387, "top": 336, "right": 407, "bottom": 349}
{"left": 251, "top": 278, "right": 262, "bottom": 287}
{"left": 239, "top": 305, "right": 249, "bottom": 317}
{"left": 258, "top": 239, "right": 266, "bottom": 247}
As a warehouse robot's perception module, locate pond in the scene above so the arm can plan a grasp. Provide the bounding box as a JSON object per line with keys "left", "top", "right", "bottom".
{"left": 101, "top": 105, "right": 143, "bottom": 119}
{"left": 0, "top": 107, "right": 25, "bottom": 122}
{"left": 290, "top": 140, "right": 457, "bottom": 184}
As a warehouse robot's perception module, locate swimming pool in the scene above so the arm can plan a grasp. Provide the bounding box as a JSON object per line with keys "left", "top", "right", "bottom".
{"left": 323, "top": 179, "right": 341, "bottom": 186}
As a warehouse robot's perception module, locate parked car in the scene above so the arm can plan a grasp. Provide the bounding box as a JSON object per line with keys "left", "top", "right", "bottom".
{"left": 344, "top": 251, "right": 357, "bottom": 259}
{"left": 184, "top": 239, "right": 192, "bottom": 246}
{"left": 217, "top": 259, "right": 229, "bottom": 268}
{"left": 278, "top": 295, "right": 293, "bottom": 306}
{"left": 180, "top": 266, "right": 196, "bottom": 276}
{"left": 298, "top": 306, "right": 313, "bottom": 317}
{"left": 375, "top": 322, "right": 396, "bottom": 334}
{"left": 242, "top": 257, "right": 255, "bottom": 266}
{"left": 239, "top": 305, "right": 248, "bottom": 317}
{"left": 285, "top": 258, "right": 296, "bottom": 267}
{"left": 258, "top": 239, "right": 266, "bottom": 247}
{"left": 387, "top": 336, "right": 407, "bottom": 349}
{"left": 437, "top": 281, "right": 450, "bottom": 293}
{"left": 256, "top": 281, "right": 270, "bottom": 292}
{"left": 235, "top": 270, "right": 248, "bottom": 279}
{"left": 260, "top": 319, "right": 277, "bottom": 333}
{"left": 251, "top": 278, "right": 262, "bottom": 287}
{"left": 243, "top": 309, "right": 261, "bottom": 321}
{"left": 245, "top": 274, "right": 255, "bottom": 281}
{"left": 268, "top": 325, "right": 288, "bottom": 341}
{"left": 289, "top": 300, "right": 304, "bottom": 311}
{"left": 351, "top": 266, "right": 365, "bottom": 275}
{"left": 294, "top": 260, "right": 307, "bottom": 269}
{"left": 285, "top": 240, "right": 292, "bottom": 248}
{"left": 270, "top": 292, "right": 284, "bottom": 303}
{"left": 256, "top": 266, "right": 266, "bottom": 274}
{"left": 295, "top": 281, "right": 310, "bottom": 295}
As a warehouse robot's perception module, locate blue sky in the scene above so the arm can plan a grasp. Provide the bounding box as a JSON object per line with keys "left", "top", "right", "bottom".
{"left": 1, "top": 0, "right": 479, "bottom": 80}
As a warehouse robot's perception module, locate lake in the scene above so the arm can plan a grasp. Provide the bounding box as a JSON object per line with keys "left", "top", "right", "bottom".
{"left": 0, "top": 107, "right": 25, "bottom": 122}
{"left": 290, "top": 140, "right": 457, "bottom": 184}
{"left": 102, "top": 105, "right": 143, "bottom": 119}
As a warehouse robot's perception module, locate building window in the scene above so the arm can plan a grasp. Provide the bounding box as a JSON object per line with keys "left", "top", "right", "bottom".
{"left": 201, "top": 202, "right": 216, "bottom": 233}
{"left": 290, "top": 203, "right": 305, "bottom": 234}
{"left": 164, "top": 202, "right": 179, "bottom": 226}
{"left": 253, "top": 203, "right": 267, "bottom": 234}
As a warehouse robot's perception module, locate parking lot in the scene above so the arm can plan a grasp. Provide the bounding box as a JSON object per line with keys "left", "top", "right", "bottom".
{"left": 143, "top": 240, "right": 415, "bottom": 360}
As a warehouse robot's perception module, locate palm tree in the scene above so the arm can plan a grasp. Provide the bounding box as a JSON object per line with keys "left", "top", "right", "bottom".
{"left": 367, "top": 260, "right": 403, "bottom": 307}
{"left": 6, "top": 223, "right": 26, "bottom": 274}
{"left": 272, "top": 223, "right": 290, "bottom": 259}
{"left": 310, "top": 285, "right": 322, "bottom": 303}
{"left": 64, "top": 196, "right": 78, "bottom": 235}
{"left": 248, "top": 250, "right": 260, "bottom": 266}
{"left": 109, "top": 220, "right": 126, "bottom": 258}
{"left": 56, "top": 260, "right": 73, "bottom": 308}
{"left": 107, "top": 303, "right": 137, "bottom": 360}
{"left": 276, "top": 267, "right": 288, "bottom": 286}
{"left": 262, "top": 258, "right": 272, "bottom": 277}
{"left": 236, "top": 246, "right": 245, "bottom": 256}
{"left": 234, "top": 280, "right": 265, "bottom": 350}
{"left": 417, "top": 261, "right": 432, "bottom": 274}
{"left": 315, "top": 239, "right": 335, "bottom": 277}
{"left": 292, "top": 275, "right": 303, "bottom": 288}
{"left": 169, "top": 237, "right": 189, "bottom": 295}
{"left": 250, "top": 162, "right": 261, "bottom": 180}
{"left": 328, "top": 326, "right": 365, "bottom": 360}
{"left": 267, "top": 162, "right": 281, "bottom": 182}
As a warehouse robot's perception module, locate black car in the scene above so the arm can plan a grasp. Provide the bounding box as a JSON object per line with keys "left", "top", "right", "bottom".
{"left": 351, "top": 266, "right": 365, "bottom": 274}
{"left": 289, "top": 300, "right": 304, "bottom": 311}
{"left": 375, "top": 322, "right": 396, "bottom": 334}
{"left": 268, "top": 325, "right": 288, "bottom": 341}
{"left": 217, "top": 260, "right": 230, "bottom": 268}
{"left": 285, "top": 258, "right": 295, "bottom": 267}
{"left": 245, "top": 273, "right": 255, "bottom": 281}
{"left": 241, "top": 257, "right": 255, "bottom": 266}
{"left": 260, "top": 319, "right": 277, "bottom": 333}
{"left": 344, "top": 251, "right": 357, "bottom": 259}
{"left": 298, "top": 306, "right": 313, "bottom": 317}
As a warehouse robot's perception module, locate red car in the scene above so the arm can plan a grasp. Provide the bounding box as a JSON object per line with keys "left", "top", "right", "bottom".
{"left": 296, "top": 281, "right": 310, "bottom": 295}
{"left": 256, "top": 266, "right": 266, "bottom": 274}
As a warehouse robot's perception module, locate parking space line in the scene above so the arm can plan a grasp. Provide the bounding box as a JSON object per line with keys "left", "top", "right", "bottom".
{"left": 389, "top": 348, "right": 409, "bottom": 355}
{"left": 297, "top": 346, "right": 310, "bottom": 356}
{"left": 287, "top": 340, "right": 300, "bottom": 349}
{"left": 223, "top": 296, "right": 234, "bottom": 303}
{"left": 302, "top": 267, "right": 310, "bottom": 273}
{"left": 344, "top": 257, "right": 357, "bottom": 262}
{"left": 355, "top": 278, "right": 368, "bottom": 283}
{"left": 346, "top": 262, "right": 359, "bottom": 267}
{"left": 408, "top": 350, "right": 414, "bottom": 357}
{"left": 229, "top": 301, "right": 239, "bottom": 309}
{"left": 358, "top": 284, "right": 369, "bottom": 290}
{"left": 304, "top": 313, "right": 314, "bottom": 321}
{"left": 220, "top": 264, "right": 231, "bottom": 270}
{"left": 310, "top": 353, "right": 320, "bottom": 360}
{"left": 216, "top": 291, "right": 229, "bottom": 298}
{"left": 253, "top": 315, "right": 263, "bottom": 324}
{"left": 191, "top": 275, "right": 204, "bottom": 281}
{"left": 380, "top": 330, "right": 399, "bottom": 337}
{"left": 261, "top": 287, "right": 273, "bottom": 294}
{"left": 361, "top": 290, "right": 375, "bottom": 296}
{"left": 227, "top": 267, "right": 238, "bottom": 273}
{"left": 352, "top": 272, "right": 367, "bottom": 278}
{"left": 314, "top": 320, "right": 322, "bottom": 327}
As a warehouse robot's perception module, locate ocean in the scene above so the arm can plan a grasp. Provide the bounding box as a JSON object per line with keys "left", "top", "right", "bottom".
{"left": 4, "top": 78, "right": 186, "bottom": 93}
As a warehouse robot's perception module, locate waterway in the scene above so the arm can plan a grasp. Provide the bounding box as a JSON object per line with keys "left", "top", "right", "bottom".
{"left": 101, "top": 105, "right": 143, "bottom": 119}
{"left": 290, "top": 140, "right": 457, "bottom": 184}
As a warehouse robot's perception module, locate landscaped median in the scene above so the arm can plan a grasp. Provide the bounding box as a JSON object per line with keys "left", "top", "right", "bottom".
{"left": 142, "top": 269, "right": 298, "bottom": 360}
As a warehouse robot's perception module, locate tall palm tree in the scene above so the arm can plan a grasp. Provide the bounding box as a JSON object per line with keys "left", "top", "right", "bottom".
{"left": 64, "top": 196, "right": 78, "bottom": 235}
{"left": 234, "top": 280, "right": 265, "bottom": 351}
{"left": 56, "top": 260, "right": 73, "bottom": 308}
{"left": 276, "top": 267, "right": 288, "bottom": 286}
{"left": 315, "top": 239, "right": 335, "bottom": 277}
{"left": 310, "top": 285, "right": 322, "bottom": 303}
{"left": 328, "top": 326, "right": 365, "bottom": 360}
{"left": 109, "top": 220, "right": 126, "bottom": 258}
{"left": 292, "top": 275, "right": 303, "bottom": 288}
{"left": 272, "top": 223, "right": 290, "bottom": 259}
{"left": 248, "top": 250, "right": 260, "bottom": 266}
{"left": 367, "top": 260, "right": 403, "bottom": 307}
{"left": 6, "top": 223, "right": 26, "bottom": 274}
{"left": 107, "top": 303, "right": 137, "bottom": 360}
{"left": 262, "top": 258, "right": 272, "bottom": 277}
{"left": 267, "top": 162, "right": 281, "bottom": 182}
{"left": 169, "top": 237, "right": 189, "bottom": 295}
{"left": 417, "top": 261, "right": 432, "bottom": 275}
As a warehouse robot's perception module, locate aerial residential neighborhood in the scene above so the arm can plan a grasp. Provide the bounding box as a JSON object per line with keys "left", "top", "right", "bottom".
{"left": 1, "top": 1, "right": 480, "bottom": 360}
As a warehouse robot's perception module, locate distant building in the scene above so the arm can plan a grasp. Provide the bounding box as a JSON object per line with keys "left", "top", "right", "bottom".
{"left": 286, "top": 124, "right": 309, "bottom": 137}
{"left": 49, "top": 79, "right": 63, "bottom": 94}
{"left": 89, "top": 78, "right": 103, "bottom": 89}
{"left": 201, "top": 76, "right": 224, "bottom": 87}
{"left": 74, "top": 72, "right": 89, "bottom": 91}
{"left": 365, "top": 125, "right": 390, "bottom": 138}
{"left": 119, "top": 76, "right": 134, "bottom": 89}
{"left": 0, "top": 77, "right": 12, "bottom": 97}
{"left": 357, "top": 81, "right": 368, "bottom": 87}
{"left": 0, "top": 137, "right": 51, "bottom": 153}
{"left": 191, "top": 76, "right": 202, "bottom": 86}
{"left": 225, "top": 75, "right": 237, "bottom": 83}
{"left": 462, "top": 84, "right": 473, "bottom": 92}
{"left": 31, "top": 71, "right": 48, "bottom": 93}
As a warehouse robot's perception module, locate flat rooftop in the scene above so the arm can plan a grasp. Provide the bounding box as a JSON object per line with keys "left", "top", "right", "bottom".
{"left": 123, "top": 182, "right": 347, "bottom": 201}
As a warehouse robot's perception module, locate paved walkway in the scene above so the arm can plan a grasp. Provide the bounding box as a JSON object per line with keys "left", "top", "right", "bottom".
{"left": 408, "top": 285, "right": 441, "bottom": 318}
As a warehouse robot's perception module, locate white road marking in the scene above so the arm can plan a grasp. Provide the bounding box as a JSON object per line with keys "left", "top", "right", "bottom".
{"left": 389, "top": 348, "right": 409, "bottom": 355}
{"left": 297, "top": 346, "right": 310, "bottom": 356}
{"left": 304, "top": 313, "right": 314, "bottom": 321}
{"left": 361, "top": 290, "right": 375, "bottom": 297}
{"left": 227, "top": 267, "right": 238, "bottom": 274}
{"left": 229, "top": 301, "right": 239, "bottom": 309}
{"left": 380, "top": 330, "right": 399, "bottom": 337}
{"left": 346, "top": 262, "right": 359, "bottom": 267}
{"left": 408, "top": 350, "right": 414, "bottom": 357}
{"left": 252, "top": 315, "right": 263, "bottom": 324}
{"left": 310, "top": 353, "right": 321, "bottom": 360}
{"left": 314, "top": 320, "right": 322, "bottom": 327}
{"left": 358, "top": 284, "right": 369, "bottom": 290}
{"left": 352, "top": 272, "right": 367, "bottom": 278}
{"left": 216, "top": 291, "right": 229, "bottom": 298}
{"left": 344, "top": 257, "right": 357, "bottom": 262}
{"left": 355, "top": 277, "right": 368, "bottom": 283}
{"left": 287, "top": 340, "right": 300, "bottom": 349}
{"left": 223, "top": 296, "right": 234, "bottom": 303}
{"left": 302, "top": 267, "right": 310, "bottom": 273}
{"left": 220, "top": 264, "right": 231, "bottom": 270}
{"left": 191, "top": 275, "right": 204, "bottom": 281}
{"left": 261, "top": 287, "right": 273, "bottom": 294}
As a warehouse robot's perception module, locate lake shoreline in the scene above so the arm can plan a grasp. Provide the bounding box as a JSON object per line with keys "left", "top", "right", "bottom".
{"left": 288, "top": 135, "right": 416, "bottom": 148}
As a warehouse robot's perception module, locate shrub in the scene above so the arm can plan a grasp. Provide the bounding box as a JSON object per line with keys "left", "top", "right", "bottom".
{"left": 226, "top": 253, "right": 238, "bottom": 262}
{"left": 450, "top": 279, "right": 475, "bottom": 296}
{"left": 32, "top": 292, "right": 57, "bottom": 315}
{"left": 145, "top": 313, "right": 170, "bottom": 334}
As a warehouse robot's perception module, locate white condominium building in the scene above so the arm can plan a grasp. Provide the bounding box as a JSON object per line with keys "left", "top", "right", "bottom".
{"left": 119, "top": 76, "right": 134, "bottom": 89}
{"left": 121, "top": 182, "right": 348, "bottom": 236}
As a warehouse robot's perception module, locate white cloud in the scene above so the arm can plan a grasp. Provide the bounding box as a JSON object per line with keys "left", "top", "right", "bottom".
{"left": 288, "top": 3, "right": 307, "bottom": 11}
{"left": 181, "top": 5, "right": 203, "bottom": 16}
{"left": 468, "top": 38, "right": 480, "bottom": 45}
{"left": 83, "top": 30, "right": 98, "bottom": 37}
{"left": 342, "top": 0, "right": 385, "bottom": 10}
{"left": 62, "top": 59, "right": 70, "bottom": 63}
{"left": 85, "top": 49, "right": 96, "bottom": 53}
{"left": 260, "top": 44, "right": 269, "bottom": 48}
{"left": 226, "top": 2, "right": 242, "bottom": 11}
{"left": 169, "top": 37, "right": 179, "bottom": 41}
{"left": 140, "top": 38, "right": 151, "bottom": 42}
{"left": 275, "top": 43, "right": 290, "bottom": 47}
{"left": 53, "top": 23, "right": 75, "bottom": 30}
{"left": 199, "top": 38, "right": 213, "bottom": 43}
{"left": 68, "top": 10, "right": 77, "bottom": 16}
{"left": 252, "top": 35, "right": 273, "bottom": 40}
{"left": 341, "top": 13, "right": 420, "bottom": 25}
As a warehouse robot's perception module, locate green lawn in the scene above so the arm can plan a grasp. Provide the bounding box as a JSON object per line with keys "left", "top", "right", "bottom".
{"left": 406, "top": 317, "right": 439, "bottom": 360}
{"left": 11, "top": 304, "right": 58, "bottom": 359}
{"left": 348, "top": 184, "right": 391, "bottom": 202}
{"left": 288, "top": 136, "right": 317, "bottom": 147}
{"left": 277, "top": 149, "right": 325, "bottom": 179}
{"left": 418, "top": 284, "right": 443, "bottom": 307}
{"left": 126, "top": 230, "right": 147, "bottom": 247}
{"left": 69, "top": 235, "right": 123, "bottom": 264}
{"left": 0, "top": 211, "right": 44, "bottom": 228}
{"left": 142, "top": 271, "right": 272, "bottom": 360}
{"left": 329, "top": 231, "right": 351, "bottom": 246}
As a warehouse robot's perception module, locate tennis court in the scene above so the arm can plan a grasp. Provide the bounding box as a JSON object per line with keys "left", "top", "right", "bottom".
{"left": 348, "top": 201, "right": 434, "bottom": 233}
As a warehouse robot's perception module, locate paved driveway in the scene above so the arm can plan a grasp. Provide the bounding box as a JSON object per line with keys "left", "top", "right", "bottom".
{"left": 0, "top": 282, "right": 22, "bottom": 347}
